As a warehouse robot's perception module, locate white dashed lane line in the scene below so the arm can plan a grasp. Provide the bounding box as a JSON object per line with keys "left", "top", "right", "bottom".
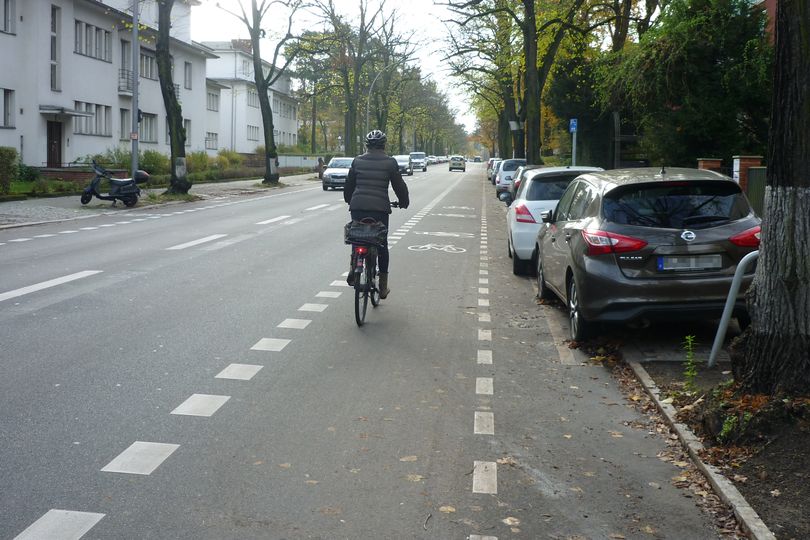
{"left": 316, "top": 291, "right": 342, "bottom": 298}
{"left": 478, "top": 329, "right": 492, "bottom": 341}
{"left": 277, "top": 318, "right": 311, "bottom": 329}
{"left": 0, "top": 270, "right": 102, "bottom": 303}
{"left": 299, "top": 303, "right": 328, "bottom": 312}
{"left": 304, "top": 203, "right": 330, "bottom": 211}
{"left": 255, "top": 215, "right": 291, "bottom": 225}
{"left": 170, "top": 394, "right": 231, "bottom": 417}
{"left": 250, "top": 338, "right": 291, "bottom": 352}
{"left": 474, "top": 411, "right": 495, "bottom": 435}
{"left": 476, "top": 377, "right": 493, "bottom": 395}
{"left": 13, "top": 509, "right": 105, "bottom": 540}
{"left": 165, "top": 234, "right": 227, "bottom": 251}
{"left": 477, "top": 350, "right": 493, "bottom": 365}
{"left": 472, "top": 461, "right": 498, "bottom": 494}
{"left": 100, "top": 441, "right": 179, "bottom": 475}
{"left": 215, "top": 364, "right": 263, "bottom": 380}
{"left": 478, "top": 298, "right": 490, "bottom": 307}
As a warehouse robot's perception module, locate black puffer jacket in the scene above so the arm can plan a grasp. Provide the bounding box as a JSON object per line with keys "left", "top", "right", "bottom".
{"left": 344, "top": 149, "right": 409, "bottom": 213}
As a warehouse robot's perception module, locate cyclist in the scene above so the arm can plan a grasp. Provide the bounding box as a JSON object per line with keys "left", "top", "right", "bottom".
{"left": 344, "top": 129, "right": 410, "bottom": 298}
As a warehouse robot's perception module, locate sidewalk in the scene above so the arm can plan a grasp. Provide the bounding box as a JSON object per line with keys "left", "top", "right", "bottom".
{"left": 0, "top": 172, "right": 320, "bottom": 229}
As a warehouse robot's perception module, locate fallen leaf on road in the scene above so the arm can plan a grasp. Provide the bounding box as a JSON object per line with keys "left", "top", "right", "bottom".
{"left": 609, "top": 534, "right": 626, "bottom": 539}
{"left": 399, "top": 455, "right": 418, "bottom": 462}
{"left": 648, "top": 482, "right": 661, "bottom": 489}
{"left": 609, "top": 431, "right": 624, "bottom": 438}
{"left": 732, "top": 475, "right": 748, "bottom": 483}
{"left": 502, "top": 517, "right": 520, "bottom": 526}
{"left": 253, "top": 460, "right": 263, "bottom": 465}
{"left": 673, "top": 461, "right": 690, "bottom": 468}
{"left": 672, "top": 476, "right": 688, "bottom": 483}
{"left": 770, "top": 489, "right": 781, "bottom": 497}
{"left": 278, "top": 463, "right": 291, "bottom": 469}
{"left": 570, "top": 386, "right": 580, "bottom": 390}
{"left": 439, "top": 506, "right": 456, "bottom": 513}
{"left": 630, "top": 394, "right": 644, "bottom": 401}
{"left": 497, "top": 456, "right": 517, "bottom": 466}
{"left": 564, "top": 434, "right": 573, "bottom": 439}
{"left": 642, "top": 525, "right": 657, "bottom": 534}
{"left": 661, "top": 397, "right": 674, "bottom": 404}
{"left": 319, "top": 506, "right": 342, "bottom": 515}
{"left": 583, "top": 471, "right": 596, "bottom": 477}
{"left": 570, "top": 486, "right": 584, "bottom": 493}
{"left": 305, "top": 480, "right": 319, "bottom": 485}
{"left": 405, "top": 474, "right": 424, "bottom": 482}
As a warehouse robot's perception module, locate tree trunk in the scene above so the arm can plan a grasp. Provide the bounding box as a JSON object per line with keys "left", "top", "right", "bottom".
{"left": 156, "top": 0, "right": 190, "bottom": 194}
{"left": 730, "top": 0, "right": 810, "bottom": 395}
{"left": 522, "top": 0, "right": 541, "bottom": 164}
{"left": 310, "top": 82, "right": 317, "bottom": 154}
{"left": 249, "top": 1, "right": 279, "bottom": 184}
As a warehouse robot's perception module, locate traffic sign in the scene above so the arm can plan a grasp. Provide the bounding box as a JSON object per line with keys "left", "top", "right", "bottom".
{"left": 569, "top": 118, "right": 578, "bottom": 133}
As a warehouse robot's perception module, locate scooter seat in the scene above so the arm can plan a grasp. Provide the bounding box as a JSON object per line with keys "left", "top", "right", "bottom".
{"left": 109, "top": 178, "right": 134, "bottom": 186}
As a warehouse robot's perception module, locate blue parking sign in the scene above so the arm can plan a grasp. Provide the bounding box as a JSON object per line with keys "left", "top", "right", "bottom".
{"left": 569, "top": 118, "right": 578, "bottom": 133}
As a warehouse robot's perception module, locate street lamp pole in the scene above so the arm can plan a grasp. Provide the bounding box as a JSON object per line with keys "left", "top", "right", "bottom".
{"left": 365, "top": 62, "right": 402, "bottom": 135}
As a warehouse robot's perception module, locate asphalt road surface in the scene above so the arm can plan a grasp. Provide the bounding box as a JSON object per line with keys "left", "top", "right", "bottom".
{"left": 1, "top": 164, "right": 719, "bottom": 539}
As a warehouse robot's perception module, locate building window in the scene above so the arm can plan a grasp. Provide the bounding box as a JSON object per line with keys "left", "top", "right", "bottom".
{"left": 50, "top": 5, "right": 61, "bottom": 91}
{"left": 272, "top": 96, "right": 279, "bottom": 112}
{"left": 206, "top": 91, "right": 219, "bottom": 111}
{"left": 2, "top": 0, "right": 15, "bottom": 33}
{"left": 73, "top": 19, "right": 111, "bottom": 61}
{"left": 241, "top": 59, "right": 251, "bottom": 76}
{"left": 140, "top": 112, "right": 157, "bottom": 142}
{"left": 247, "top": 125, "right": 259, "bottom": 141}
{"left": 1, "top": 88, "right": 14, "bottom": 127}
{"left": 140, "top": 51, "right": 157, "bottom": 80}
{"left": 205, "top": 132, "right": 218, "bottom": 150}
{"left": 119, "top": 108, "right": 130, "bottom": 140}
{"left": 183, "top": 62, "right": 192, "bottom": 89}
{"left": 247, "top": 88, "right": 259, "bottom": 108}
{"left": 73, "top": 101, "right": 111, "bottom": 136}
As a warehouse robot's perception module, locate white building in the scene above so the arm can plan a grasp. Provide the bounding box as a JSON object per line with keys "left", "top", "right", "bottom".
{"left": 202, "top": 40, "right": 299, "bottom": 155}
{"left": 0, "top": 0, "right": 215, "bottom": 168}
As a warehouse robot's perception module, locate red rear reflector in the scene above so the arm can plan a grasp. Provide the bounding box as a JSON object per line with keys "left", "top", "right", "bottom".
{"left": 514, "top": 203, "right": 536, "bottom": 223}
{"left": 354, "top": 246, "right": 368, "bottom": 255}
{"left": 729, "top": 225, "right": 761, "bottom": 247}
{"left": 581, "top": 230, "right": 648, "bottom": 255}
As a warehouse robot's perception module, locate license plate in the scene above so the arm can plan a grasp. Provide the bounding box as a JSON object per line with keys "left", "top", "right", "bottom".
{"left": 658, "top": 254, "right": 722, "bottom": 271}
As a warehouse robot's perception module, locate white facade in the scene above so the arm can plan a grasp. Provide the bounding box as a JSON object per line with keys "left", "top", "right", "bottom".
{"left": 0, "top": 0, "right": 213, "bottom": 167}
{"left": 203, "top": 41, "right": 299, "bottom": 154}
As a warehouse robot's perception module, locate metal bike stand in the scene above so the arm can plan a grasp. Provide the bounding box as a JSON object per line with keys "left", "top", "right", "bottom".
{"left": 708, "top": 250, "right": 760, "bottom": 368}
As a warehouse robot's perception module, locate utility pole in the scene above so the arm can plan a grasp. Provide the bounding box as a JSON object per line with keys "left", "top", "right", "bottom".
{"left": 130, "top": 0, "right": 141, "bottom": 179}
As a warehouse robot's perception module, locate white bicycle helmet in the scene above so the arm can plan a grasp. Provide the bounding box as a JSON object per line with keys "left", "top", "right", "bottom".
{"left": 365, "top": 129, "right": 387, "bottom": 149}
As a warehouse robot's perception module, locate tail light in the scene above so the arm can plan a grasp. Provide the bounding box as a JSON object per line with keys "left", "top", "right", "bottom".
{"left": 495, "top": 175, "right": 501, "bottom": 184}
{"left": 729, "top": 225, "right": 761, "bottom": 247}
{"left": 354, "top": 246, "right": 368, "bottom": 255}
{"left": 581, "top": 230, "right": 648, "bottom": 256}
{"left": 514, "top": 203, "right": 536, "bottom": 223}
{"left": 514, "top": 179, "right": 522, "bottom": 191}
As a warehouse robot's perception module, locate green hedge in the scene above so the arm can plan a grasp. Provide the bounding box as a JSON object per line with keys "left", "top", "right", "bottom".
{"left": 0, "top": 146, "right": 18, "bottom": 194}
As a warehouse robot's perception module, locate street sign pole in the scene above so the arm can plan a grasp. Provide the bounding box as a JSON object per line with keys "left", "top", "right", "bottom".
{"left": 569, "top": 118, "right": 578, "bottom": 166}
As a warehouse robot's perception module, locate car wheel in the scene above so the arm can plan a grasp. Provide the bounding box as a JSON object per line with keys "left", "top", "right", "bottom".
{"left": 568, "top": 279, "right": 591, "bottom": 342}
{"left": 506, "top": 235, "right": 513, "bottom": 259}
{"left": 322, "top": 184, "right": 328, "bottom": 191}
{"left": 536, "top": 257, "right": 553, "bottom": 300}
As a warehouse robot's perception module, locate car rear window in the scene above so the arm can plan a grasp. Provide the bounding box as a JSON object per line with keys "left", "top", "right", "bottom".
{"left": 501, "top": 160, "right": 526, "bottom": 172}
{"left": 410, "top": 153, "right": 426, "bottom": 159}
{"left": 603, "top": 181, "right": 752, "bottom": 229}
{"left": 525, "top": 174, "right": 580, "bottom": 201}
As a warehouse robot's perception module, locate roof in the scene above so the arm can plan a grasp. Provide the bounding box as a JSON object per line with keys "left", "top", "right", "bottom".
{"left": 575, "top": 167, "right": 734, "bottom": 192}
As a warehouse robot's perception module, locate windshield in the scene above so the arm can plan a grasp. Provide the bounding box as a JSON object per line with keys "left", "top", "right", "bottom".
{"left": 603, "top": 181, "right": 751, "bottom": 229}
{"left": 410, "top": 153, "right": 426, "bottom": 160}
{"left": 394, "top": 155, "right": 409, "bottom": 163}
{"left": 525, "top": 174, "right": 581, "bottom": 201}
{"left": 328, "top": 159, "right": 353, "bottom": 169}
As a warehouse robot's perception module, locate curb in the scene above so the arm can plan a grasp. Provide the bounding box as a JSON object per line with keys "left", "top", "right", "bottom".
{"left": 628, "top": 360, "right": 776, "bottom": 540}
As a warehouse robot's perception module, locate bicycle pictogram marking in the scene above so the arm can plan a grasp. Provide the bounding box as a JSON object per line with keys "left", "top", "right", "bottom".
{"left": 407, "top": 243, "right": 467, "bottom": 253}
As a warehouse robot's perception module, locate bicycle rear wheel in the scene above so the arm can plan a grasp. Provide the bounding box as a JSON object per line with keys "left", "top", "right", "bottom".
{"left": 369, "top": 250, "right": 380, "bottom": 307}
{"left": 354, "top": 256, "right": 369, "bottom": 326}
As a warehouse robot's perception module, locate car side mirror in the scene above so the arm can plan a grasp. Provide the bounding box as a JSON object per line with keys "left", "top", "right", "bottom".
{"left": 540, "top": 210, "right": 553, "bottom": 223}
{"left": 499, "top": 192, "right": 513, "bottom": 206}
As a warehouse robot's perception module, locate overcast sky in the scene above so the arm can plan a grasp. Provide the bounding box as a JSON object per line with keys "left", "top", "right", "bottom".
{"left": 189, "top": 0, "right": 475, "bottom": 132}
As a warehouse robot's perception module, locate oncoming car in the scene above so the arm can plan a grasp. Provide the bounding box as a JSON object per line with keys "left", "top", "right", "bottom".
{"left": 322, "top": 157, "right": 354, "bottom": 190}
{"left": 410, "top": 152, "right": 428, "bottom": 172}
{"left": 535, "top": 168, "right": 761, "bottom": 341}
{"left": 393, "top": 155, "right": 413, "bottom": 176}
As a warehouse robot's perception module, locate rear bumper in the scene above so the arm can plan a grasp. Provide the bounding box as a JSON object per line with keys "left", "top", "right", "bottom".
{"left": 323, "top": 178, "right": 345, "bottom": 188}
{"left": 511, "top": 222, "right": 540, "bottom": 260}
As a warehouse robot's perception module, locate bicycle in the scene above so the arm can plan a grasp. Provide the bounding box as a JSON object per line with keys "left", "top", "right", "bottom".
{"left": 344, "top": 202, "right": 399, "bottom": 326}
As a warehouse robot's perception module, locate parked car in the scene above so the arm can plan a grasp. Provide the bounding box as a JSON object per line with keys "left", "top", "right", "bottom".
{"left": 393, "top": 155, "right": 413, "bottom": 176}
{"left": 508, "top": 165, "right": 544, "bottom": 198}
{"left": 489, "top": 160, "right": 503, "bottom": 184}
{"left": 474, "top": 156, "right": 483, "bottom": 162}
{"left": 503, "top": 166, "right": 603, "bottom": 275}
{"left": 410, "top": 152, "right": 428, "bottom": 171}
{"left": 494, "top": 158, "right": 527, "bottom": 195}
{"left": 449, "top": 155, "right": 466, "bottom": 172}
{"left": 322, "top": 157, "right": 354, "bottom": 190}
{"left": 486, "top": 158, "right": 497, "bottom": 179}
{"left": 535, "top": 168, "right": 761, "bottom": 341}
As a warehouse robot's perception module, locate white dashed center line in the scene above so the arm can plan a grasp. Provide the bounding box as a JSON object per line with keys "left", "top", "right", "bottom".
{"left": 215, "top": 364, "right": 263, "bottom": 380}
{"left": 250, "top": 338, "right": 291, "bottom": 352}
{"left": 476, "top": 377, "right": 494, "bottom": 395}
{"left": 255, "top": 215, "right": 291, "bottom": 225}
{"left": 299, "top": 303, "right": 328, "bottom": 312}
{"left": 472, "top": 461, "right": 498, "bottom": 494}
{"left": 100, "top": 441, "right": 179, "bottom": 475}
{"left": 474, "top": 411, "right": 495, "bottom": 435}
{"left": 277, "top": 318, "right": 311, "bottom": 329}
{"left": 477, "top": 350, "right": 493, "bottom": 364}
{"left": 0, "top": 270, "right": 102, "bottom": 303}
{"left": 14, "top": 509, "right": 106, "bottom": 540}
{"left": 170, "top": 394, "right": 231, "bottom": 417}
{"left": 165, "top": 234, "right": 227, "bottom": 250}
